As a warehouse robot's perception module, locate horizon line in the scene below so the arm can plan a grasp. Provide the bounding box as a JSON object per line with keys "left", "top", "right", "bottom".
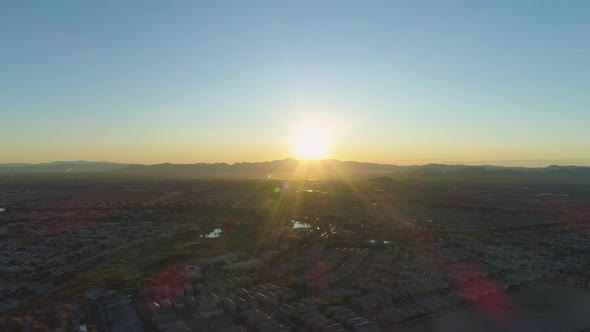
{"left": 1, "top": 158, "right": 590, "bottom": 169}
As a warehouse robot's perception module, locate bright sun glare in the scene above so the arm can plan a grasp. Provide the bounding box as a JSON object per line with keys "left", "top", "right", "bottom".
{"left": 294, "top": 125, "right": 329, "bottom": 159}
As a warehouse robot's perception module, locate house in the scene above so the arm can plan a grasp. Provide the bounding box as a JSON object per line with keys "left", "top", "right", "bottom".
{"left": 218, "top": 325, "right": 247, "bottom": 332}
{"left": 352, "top": 322, "right": 382, "bottom": 332}
{"left": 381, "top": 308, "right": 404, "bottom": 324}
{"left": 222, "top": 298, "right": 237, "bottom": 314}
{"left": 185, "top": 265, "right": 201, "bottom": 279}
{"left": 323, "top": 322, "right": 347, "bottom": 332}
{"left": 156, "top": 320, "right": 190, "bottom": 332}
{"left": 152, "top": 311, "right": 178, "bottom": 326}
{"left": 198, "top": 303, "right": 223, "bottom": 319}
{"left": 160, "top": 299, "right": 173, "bottom": 310}
{"left": 84, "top": 287, "right": 106, "bottom": 301}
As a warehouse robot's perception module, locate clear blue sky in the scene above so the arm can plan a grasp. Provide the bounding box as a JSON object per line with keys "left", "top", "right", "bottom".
{"left": 1, "top": 0, "right": 589, "bottom": 165}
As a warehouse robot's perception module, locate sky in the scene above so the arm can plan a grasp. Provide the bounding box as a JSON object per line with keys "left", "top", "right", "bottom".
{"left": 1, "top": 0, "right": 590, "bottom": 166}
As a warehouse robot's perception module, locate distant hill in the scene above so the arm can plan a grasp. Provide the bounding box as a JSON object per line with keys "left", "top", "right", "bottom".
{"left": 116, "top": 159, "right": 404, "bottom": 179}
{"left": 0, "top": 159, "right": 589, "bottom": 182}
{"left": 386, "top": 164, "right": 590, "bottom": 184}
{"left": 0, "top": 161, "right": 128, "bottom": 173}
{"left": 0, "top": 159, "right": 400, "bottom": 178}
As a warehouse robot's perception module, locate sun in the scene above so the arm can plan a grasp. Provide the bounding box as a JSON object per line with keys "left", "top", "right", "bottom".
{"left": 293, "top": 125, "right": 329, "bottom": 159}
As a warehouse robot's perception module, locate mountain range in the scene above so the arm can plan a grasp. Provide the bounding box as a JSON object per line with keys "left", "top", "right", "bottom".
{"left": 1, "top": 159, "right": 590, "bottom": 182}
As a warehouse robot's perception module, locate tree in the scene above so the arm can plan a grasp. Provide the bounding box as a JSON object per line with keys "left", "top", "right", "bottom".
{"left": 32, "top": 325, "right": 48, "bottom": 332}
{"left": 7, "top": 316, "right": 23, "bottom": 332}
